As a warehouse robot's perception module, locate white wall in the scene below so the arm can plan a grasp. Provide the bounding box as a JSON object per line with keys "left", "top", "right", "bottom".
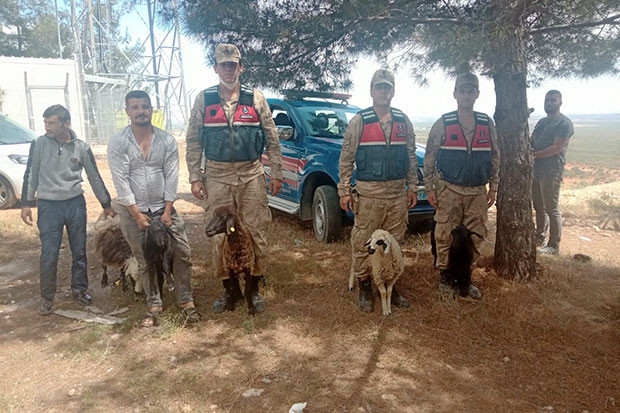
{"left": 0, "top": 56, "right": 85, "bottom": 139}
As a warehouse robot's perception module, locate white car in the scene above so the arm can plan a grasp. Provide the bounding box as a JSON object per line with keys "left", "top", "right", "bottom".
{"left": 0, "top": 114, "right": 37, "bottom": 209}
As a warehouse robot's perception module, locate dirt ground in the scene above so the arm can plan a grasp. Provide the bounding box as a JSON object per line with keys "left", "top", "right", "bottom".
{"left": 0, "top": 145, "right": 618, "bottom": 413}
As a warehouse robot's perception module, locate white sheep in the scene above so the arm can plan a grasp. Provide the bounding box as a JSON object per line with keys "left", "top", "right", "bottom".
{"left": 362, "top": 229, "right": 405, "bottom": 316}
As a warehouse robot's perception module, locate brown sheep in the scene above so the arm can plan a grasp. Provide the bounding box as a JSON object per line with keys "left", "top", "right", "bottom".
{"left": 93, "top": 214, "right": 141, "bottom": 293}
{"left": 205, "top": 205, "right": 257, "bottom": 315}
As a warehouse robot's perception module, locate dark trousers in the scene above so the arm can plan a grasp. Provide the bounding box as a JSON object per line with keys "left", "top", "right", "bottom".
{"left": 37, "top": 195, "right": 88, "bottom": 302}
{"left": 532, "top": 174, "right": 562, "bottom": 249}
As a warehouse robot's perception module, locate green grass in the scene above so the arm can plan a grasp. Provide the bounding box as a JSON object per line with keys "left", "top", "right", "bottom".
{"left": 565, "top": 115, "right": 620, "bottom": 167}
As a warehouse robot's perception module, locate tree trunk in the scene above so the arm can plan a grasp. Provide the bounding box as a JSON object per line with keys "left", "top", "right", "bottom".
{"left": 490, "top": 18, "right": 537, "bottom": 281}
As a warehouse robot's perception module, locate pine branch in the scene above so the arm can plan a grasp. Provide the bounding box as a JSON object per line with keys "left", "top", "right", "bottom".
{"left": 530, "top": 13, "right": 620, "bottom": 34}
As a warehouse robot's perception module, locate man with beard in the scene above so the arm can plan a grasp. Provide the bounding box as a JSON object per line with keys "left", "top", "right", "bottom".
{"left": 531, "top": 90, "right": 574, "bottom": 255}
{"left": 107, "top": 90, "right": 200, "bottom": 327}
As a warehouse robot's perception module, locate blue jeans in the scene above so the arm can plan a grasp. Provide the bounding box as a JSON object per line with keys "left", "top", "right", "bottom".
{"left": 532, "top": 174, "right": 562, "bottom": 249}
{"left": 37, "top": 195, "right": 88, "bottom": 302}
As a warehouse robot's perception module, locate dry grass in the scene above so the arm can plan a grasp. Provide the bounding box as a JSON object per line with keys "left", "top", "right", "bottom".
{"left": 0, "top": 144, "right": 619, "bottom": 412}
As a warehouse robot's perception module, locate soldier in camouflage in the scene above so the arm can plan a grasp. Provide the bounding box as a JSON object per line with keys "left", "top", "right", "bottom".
{"left": 423, "top": 72, "right": 500, "bottom": 299}
{"left": 339, "top": 69, "right": 418, "bottom": 313}
{"left": 185, "top": 43, "right": 283, "bottom": 314}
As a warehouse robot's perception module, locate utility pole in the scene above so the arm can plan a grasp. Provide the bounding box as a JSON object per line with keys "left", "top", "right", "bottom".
{"left": 54, "top": 0, "right": 63, "bottom": 58}
{"left": 146, "top": 0, "right": 161, "bottom": 109}
{"left": 86, "top": 0, "right": 98, "bottom": 74}
{"left": 70, "top": 0, "right": 92, "bottom": 143}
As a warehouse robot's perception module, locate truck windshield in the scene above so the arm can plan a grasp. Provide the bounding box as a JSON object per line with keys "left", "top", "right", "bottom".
{"left": 297, "top": 106, "right": 359, "bottom": 138}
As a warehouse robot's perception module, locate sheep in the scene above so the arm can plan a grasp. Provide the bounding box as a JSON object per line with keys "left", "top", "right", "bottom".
{"left": 362, "top": 229, "right": 405, "bottom": 316}
{"left": 143, "top": 215, "right": 175, "bottom": 297}
{"left": 442, "top": 225, "right": 482, "bottom": 297}
{"left": 93, "top": 214, "right": 141, "bottom": 293}
{"left": 205, "top": 205, "right": 257, "bottom": 315}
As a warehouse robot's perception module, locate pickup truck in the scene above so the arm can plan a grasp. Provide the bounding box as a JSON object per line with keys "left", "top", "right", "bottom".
{"left": 263, "top": 90, "right": 434, "bottom": 242}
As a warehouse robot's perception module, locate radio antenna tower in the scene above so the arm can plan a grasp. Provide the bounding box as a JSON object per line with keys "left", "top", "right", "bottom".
{"left": 73, "top": 0, "right": 189, "bottom": 141}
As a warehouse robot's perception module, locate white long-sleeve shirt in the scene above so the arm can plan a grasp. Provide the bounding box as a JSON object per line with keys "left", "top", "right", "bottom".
{"left": 107, "top": 125, "right": 179, "bottom": 212}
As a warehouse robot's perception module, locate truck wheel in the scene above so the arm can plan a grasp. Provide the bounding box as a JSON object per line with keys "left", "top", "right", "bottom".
{"left": 407, "top": 218, "right": 435, "bottom": 234}
{"left": 312, "top": 185, "right": 342, "bottom": 243}
{"left": 0, "top": 176, "right": 16, "bottom": 210}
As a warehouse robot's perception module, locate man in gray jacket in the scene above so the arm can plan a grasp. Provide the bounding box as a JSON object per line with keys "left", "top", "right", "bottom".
{"left": 21, "top": 104, "right": 115, "bottom": 315}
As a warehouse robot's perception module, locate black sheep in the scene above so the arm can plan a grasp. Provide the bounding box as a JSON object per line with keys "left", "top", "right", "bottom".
{"left": 144, "top": 215, "right": 175, "bottom": 297}
{"left": 442, "top": 225, "right": 482, "bottom": 297}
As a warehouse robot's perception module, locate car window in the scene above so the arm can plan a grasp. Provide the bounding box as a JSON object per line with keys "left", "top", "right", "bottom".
{"left": 272, "top": 108, "right": 292, "bottom": 126}
{"left": 297, "top": 106, "right": 358, "bottom": 138}
{"left": 0, "top": 116, "right": 37, "bottom": 144}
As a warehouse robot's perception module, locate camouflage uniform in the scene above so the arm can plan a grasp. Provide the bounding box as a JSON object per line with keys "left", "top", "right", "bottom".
{"left": 338, "top": 111, "right": 417, "bottom": 280}
{"left": 186, "top": 87, "right": 283, "bottom": 280}
{"left": 423, "top": 117, "right": 500, "bottom": 270}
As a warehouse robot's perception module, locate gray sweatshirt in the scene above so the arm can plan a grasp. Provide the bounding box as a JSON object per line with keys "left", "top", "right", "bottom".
{"left": 21, "top": 130, "right": 112, "bottom": 208}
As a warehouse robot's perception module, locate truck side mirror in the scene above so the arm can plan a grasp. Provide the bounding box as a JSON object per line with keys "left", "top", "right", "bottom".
{"left": 277, "top": 125, "right": 294, "bottom": 141}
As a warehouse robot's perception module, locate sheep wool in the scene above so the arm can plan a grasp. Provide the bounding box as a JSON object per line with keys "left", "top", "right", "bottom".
{"left": 365, "top": 229, "right": 405, "bottom": 316}
{"left": 205, "top": 205, "right": 258, "bottom": 314}
{"left": 93, "top": 214, "right": 142, "bottom": 293}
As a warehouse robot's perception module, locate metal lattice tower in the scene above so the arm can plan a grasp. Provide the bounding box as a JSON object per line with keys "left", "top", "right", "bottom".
{"left": 72, "top": 0, "right": 189, "bottom": 142}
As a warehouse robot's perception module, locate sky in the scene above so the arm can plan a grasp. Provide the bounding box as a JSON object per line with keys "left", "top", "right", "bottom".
{"left": 180, "top": 38, "right": 620, "bottom": 120}
{"left": 118, "top": 2, "right": 619, "bottom": 122}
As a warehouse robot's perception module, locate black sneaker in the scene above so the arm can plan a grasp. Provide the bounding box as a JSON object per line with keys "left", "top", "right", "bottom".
{"left": 73, "top": 291, "right": 93, "bottom": 306}
{"left": 391, "top": 287, "right": 410, "bottom": 308}
{"left": 38, "top": 298, "right": 53, "bottom": 316}
{"left": 251, "top": 294, "right": 266, "bottom": 313}
{"left": 467, "top": 284, "right": 482, "bottom": 299}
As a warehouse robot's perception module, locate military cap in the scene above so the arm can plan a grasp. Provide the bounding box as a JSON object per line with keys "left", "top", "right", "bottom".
{"left": 371, "top": 69, "right": 395, "bottom": 88}
{"left": 454, "top": 72, "right": 479, "bottom": 89}
{"left": 215, "top": 43, "right": 241, "bottom": 64}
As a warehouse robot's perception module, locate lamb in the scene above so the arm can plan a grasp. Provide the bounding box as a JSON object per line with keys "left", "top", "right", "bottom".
{"left": 362, "top": 229, "right": 405, "bottom": 316}
{"left": 93, "top": 214, "right": 141, "bottom": 293}
{"left": 205, "top": 205, "right": 257, "bottom": 315}
{"left": 143, "top": 215, "right": 175, "bottom": 297}
{"left": 442, "top": 225, "right": 482, "bottom": 297}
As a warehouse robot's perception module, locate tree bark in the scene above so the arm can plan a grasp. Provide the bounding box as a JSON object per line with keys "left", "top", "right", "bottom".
{"left": 489, "top": 13, "right": 537, "bottom": 281}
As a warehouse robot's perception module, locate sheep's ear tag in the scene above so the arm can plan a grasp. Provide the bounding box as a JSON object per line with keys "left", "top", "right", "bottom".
{"left": 229, "top": 226, "right": 235, "bottom": 233}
